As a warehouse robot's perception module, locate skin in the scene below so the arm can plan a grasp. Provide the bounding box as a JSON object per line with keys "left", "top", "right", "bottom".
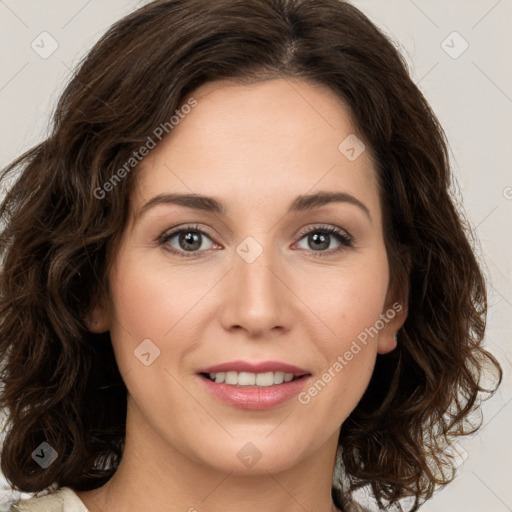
{"left": 78, "top": 78, "right": 407, "bottom": 512}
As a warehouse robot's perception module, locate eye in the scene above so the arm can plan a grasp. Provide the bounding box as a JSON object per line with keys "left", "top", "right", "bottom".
{"left": 159, "top": 224, "right": 216, "bottom": 257}
{"left": 158, "top": 223, "right": 353, "bottom": 259}
{"left": 294, "top": 225, "right": 353, "bottom": 256}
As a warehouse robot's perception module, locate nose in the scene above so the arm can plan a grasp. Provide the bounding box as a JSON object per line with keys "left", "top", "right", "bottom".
{"left": 219, "top": 237, "right": 293, "bottom": 338}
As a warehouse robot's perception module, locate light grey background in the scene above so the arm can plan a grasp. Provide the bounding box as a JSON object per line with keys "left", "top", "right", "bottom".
{"left": 0, "top": 1, "right": 511, "bottom": 511}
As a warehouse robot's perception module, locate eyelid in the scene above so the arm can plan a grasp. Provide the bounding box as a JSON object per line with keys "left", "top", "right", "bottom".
{"left": 158, "top": 224, "right": 216, "bottom": 246}
{"left": 295, "top": 223, "right": 352, "bottom": 243}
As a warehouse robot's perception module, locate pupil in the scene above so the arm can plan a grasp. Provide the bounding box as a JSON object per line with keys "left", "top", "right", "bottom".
{"left": 180, "top": 231, "right": 201, "bottom": 251}
{"left": 310, "top": 232, "right": 329, "bottom": 250}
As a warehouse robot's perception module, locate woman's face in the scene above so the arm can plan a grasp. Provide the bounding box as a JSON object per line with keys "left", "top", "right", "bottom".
{"left": 94, "top": 78, "right": 405, "bottom": 475}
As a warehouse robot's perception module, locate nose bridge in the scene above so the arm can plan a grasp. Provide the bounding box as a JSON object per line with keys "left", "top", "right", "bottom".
{"left": 235, "top": 233, "right": 282, "bottom": 303}
{"left": 221, "top": 233, "right": 289, "bottom": 334}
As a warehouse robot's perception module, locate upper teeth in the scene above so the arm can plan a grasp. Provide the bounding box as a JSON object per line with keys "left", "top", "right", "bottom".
{"left": 209, "top": 371, "right": 297, "bottom": 386}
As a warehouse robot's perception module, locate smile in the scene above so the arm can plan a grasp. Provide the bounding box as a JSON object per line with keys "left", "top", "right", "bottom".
{"left": 198, "top": 372, "right": 312, "bottom": 410}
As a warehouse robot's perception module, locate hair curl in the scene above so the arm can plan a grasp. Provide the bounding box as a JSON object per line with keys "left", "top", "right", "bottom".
{"left": 0, "top": 0, "right": 502, "bottom": 510}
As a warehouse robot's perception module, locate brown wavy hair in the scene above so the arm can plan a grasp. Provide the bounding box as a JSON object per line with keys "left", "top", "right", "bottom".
{"left": 0, "top": 0, "right": 502, "bottom": 510}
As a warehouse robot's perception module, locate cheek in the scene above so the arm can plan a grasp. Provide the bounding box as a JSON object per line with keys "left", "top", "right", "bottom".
{"left": 105, "top": 252, "right": 204, "bottom": 415}
{"left": 298, "top": 252, "right": 389, "bottom": 350}
{"left": 294, "top": 252, "right": 388, "bottom": 411}
{"left": 105, "top": 247, "right": 224, "bottom": 386}
{"left": 108, "top": 250, "right": 208, "bottom": 341}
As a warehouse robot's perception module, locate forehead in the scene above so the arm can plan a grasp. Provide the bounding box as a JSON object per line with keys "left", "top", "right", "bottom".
{"left": 131, "top": 78, "right": 380, "bottom": 224}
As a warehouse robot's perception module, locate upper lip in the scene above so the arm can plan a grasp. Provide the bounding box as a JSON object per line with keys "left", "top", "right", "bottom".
{"left": 197, "top": 360, "right": 310, "bottom": 376}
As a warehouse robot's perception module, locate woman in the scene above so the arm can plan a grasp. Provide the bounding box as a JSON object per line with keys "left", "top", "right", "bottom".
{"left": 0, "top": 0, "right": 502, "bottom": 511}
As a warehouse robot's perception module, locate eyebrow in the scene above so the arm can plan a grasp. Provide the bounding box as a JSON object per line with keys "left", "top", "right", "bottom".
{"left": 138, "top": 191, "right": 371, "bottom": 221}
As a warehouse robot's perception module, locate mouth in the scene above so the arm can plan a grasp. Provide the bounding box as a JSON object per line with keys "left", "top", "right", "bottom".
{"left": 197, "top": 369, "right": 313, "bottom": 409}
{"left": 196, "top": 360, "right": 311, "bottom": 385}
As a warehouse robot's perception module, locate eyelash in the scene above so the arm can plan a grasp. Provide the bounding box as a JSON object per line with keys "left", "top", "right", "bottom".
{"left": 158, "top": 224, "right": 353, "bottom": 259}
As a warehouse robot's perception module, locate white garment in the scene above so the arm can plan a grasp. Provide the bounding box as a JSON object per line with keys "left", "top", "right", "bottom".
{"left": 9, "top": 487, "right": 87, "bottom": 512}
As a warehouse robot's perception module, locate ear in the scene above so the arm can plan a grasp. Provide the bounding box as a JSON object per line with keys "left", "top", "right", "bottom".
{"left": 85, "top": 293, "right": 110, "bottom": 333}
{"left": 376, "top": 276, "right": 409, "bottom": 355}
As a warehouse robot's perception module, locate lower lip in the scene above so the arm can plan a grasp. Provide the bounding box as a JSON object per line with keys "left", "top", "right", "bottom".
{"left": 198, "top": 374, "right": 311, "bottom": 410}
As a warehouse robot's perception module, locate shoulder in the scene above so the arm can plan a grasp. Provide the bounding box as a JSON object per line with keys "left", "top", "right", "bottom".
{"left": 9, "top": 487, "right": 88, "bottom": 512}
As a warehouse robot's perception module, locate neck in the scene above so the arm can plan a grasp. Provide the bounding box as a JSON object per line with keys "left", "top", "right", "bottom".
{"left": 78, "top": 397, "right": 342, "bottom": 512}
